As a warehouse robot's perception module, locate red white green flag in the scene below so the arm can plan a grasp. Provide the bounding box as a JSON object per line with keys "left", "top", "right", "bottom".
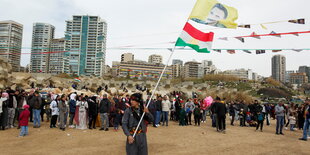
{"left": 175, "top": 22, "right": 214, "bottom": 53}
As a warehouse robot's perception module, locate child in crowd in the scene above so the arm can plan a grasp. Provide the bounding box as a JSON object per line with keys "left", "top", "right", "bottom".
{"left": 289, "top": 113, "right": 296, "bottom": 131}
{"left": 114, "top": 109, "right": 122, "bottom": 131}
{"left": 179, "top": 104, "right": 186, "bottom": 126}
{"left": 238, "top": 109, "right": 245, "bottom": 127}
{"left": 256, "top": 112, "right": 264, "bottom": 132}
{"left": 19, "top": 104, "right": 30, "bottom": 137}
{"left": 193, "top": 104, "right": 201, "bottom": 126}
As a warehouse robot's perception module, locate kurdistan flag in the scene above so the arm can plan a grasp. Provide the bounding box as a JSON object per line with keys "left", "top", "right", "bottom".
{"left": 175, "top": 22, "right": 214, "bottom": 53}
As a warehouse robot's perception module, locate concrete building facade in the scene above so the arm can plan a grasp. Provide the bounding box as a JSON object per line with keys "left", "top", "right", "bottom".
{"left": 0, "top": 20, "right": 23, "bottom": 71}
{"left": 272, "top": 55, "right": 286, "bottom": 82}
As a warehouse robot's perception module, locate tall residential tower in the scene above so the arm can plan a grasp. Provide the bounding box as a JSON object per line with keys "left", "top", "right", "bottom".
{"left": 272, "top": 55, "right": 286, "bottom": 82}
{"left": 64, "top": 15, "right": 107, "bottom": 76}
{"left": 0, "top": 20, "right": 23, "bottom": 71}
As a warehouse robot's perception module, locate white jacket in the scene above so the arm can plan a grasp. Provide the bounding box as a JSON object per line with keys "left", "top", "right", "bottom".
{"left": 0, "top": 97, "right": 8, "bottom": 113}
{"left": 162, "top": 100, "right": 171, "bottom": 112}
{"left": 50, "top": 100, "right": 59, "bottom": 116}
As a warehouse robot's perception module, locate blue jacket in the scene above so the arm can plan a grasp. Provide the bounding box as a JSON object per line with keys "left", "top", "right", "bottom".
{"left": 69, "top": 100, "right": 76, "bottom": 113}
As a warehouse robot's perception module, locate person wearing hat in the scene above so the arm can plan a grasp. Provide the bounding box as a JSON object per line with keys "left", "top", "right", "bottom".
{"left": 0, "top": 92, "right": 9, "bottom": 130}
{"left": 19, "top": 104, "right": 30, "bottom": 137}
{"left": 122, "top": 93, "right": 153, "bottom": 155}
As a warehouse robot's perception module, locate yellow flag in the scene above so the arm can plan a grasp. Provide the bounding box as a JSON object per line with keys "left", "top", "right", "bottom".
{"left": 189, "top": 0, "right": 238, "bottom": 28}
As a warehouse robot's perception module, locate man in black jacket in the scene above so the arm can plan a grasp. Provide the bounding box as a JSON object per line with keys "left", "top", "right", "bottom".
{"left": 99, "top": 94, "right": 111, "bottom": 131}
{"left": 214, "top": 97, "right": 227, "bottom": 133}
{"left": 154, "top": 96, "right": 162, "bottom": 127}
{"left": 88, "top": 96, "right": 98, "bottom": 129}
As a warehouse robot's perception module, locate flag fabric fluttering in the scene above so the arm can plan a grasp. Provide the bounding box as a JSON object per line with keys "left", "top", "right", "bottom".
{"left": 256, "top": 50, "right": 266, "bottom": 54}
{"left": 250, "top": 32, "right": 261, "bottom": 39}
{"left": 219, "top": 37, "right": 228, "bottom": 41}
{"left": 293, "top": 49, "right": 303, "bottom": 52}
{"left": 243, "top": 50, "right": 252, "bottom": 54}
{"left": 288, "top": 18, "right": 305, "bottom": 24}
{"left": 213, "top": 49, "right": 221, "bottom": 53}
{"left": 272, "top": 50, "right": 282, "bottom": 53}
{"left": 227, "top": 50, "right": 236, "bottom": 54}
{"left": 189, "top": 0, "right": 238, "bottom": 28}
{"left": 175, "top": 22, "right": 214, "bottom": 53}
{"left": 260, "top": 24, "right": 267, "bottom": 30}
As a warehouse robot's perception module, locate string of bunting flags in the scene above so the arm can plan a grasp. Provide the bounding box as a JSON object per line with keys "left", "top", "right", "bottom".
{"left": 212, "top": 48, "right": 310, "bottom": 54}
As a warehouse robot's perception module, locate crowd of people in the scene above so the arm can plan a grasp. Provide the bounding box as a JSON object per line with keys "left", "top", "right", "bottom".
{"left": 0, "top": 88, "right": 310, "bottom": 142}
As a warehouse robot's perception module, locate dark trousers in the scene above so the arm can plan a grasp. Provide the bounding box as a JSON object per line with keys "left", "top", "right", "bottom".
{"left": 194, "top": 115, "right": 201, "bottom": 126}
{"left": 89, "top": 114, "right": 97, "bottom": 128}
{"left": 230, "top": 114, "right": 235, "bottom": 125}
{"left": 256, "top": 120, "right": 263, "bottom": 131}
{"left": 69, "top": 112, "right": 75, "bottom": 125}
{"left": 185, "top": 114, "right": 188, "bottom": 125}
{"left": 188, "top": 112, "right": 192, "bottom": 125}
{"left": 240, "top": 117, "right": 245, "bottom": 126}
{"left": 217, "top": 115, "right": 226, "bottom": 131}
{"left": 50, "top": 115, "right": 58, "bottom": 127}
{"left": 175, "top": 108, "right": 180, "bottom": 121}
{"left": 264, "top": 113, "right": 270, "bottom": 125}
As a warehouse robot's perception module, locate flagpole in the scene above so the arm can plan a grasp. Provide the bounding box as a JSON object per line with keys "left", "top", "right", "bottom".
{"left": 132, "top": 46, "right": 176, "bottom": 138}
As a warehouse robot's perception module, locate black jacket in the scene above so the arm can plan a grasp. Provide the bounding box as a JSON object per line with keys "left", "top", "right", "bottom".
{"left": 214, "top": 102, "right": 227, "bottom": 116}
{"left": 155, "top": 100, "right": 162, "bottom": 111}
{"left": 88, "top": 99, "right": 98, "bottom": 115}
{"left": 99, "top": 98, "right": 111, "bottom": 113}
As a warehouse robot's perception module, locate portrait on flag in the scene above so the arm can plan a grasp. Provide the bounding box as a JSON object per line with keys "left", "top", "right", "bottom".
{"left": 189, "top": 0, "right": 238, "bottom": 28}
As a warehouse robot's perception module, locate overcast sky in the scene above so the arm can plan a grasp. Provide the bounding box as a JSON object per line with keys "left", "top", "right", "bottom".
{"left": 1, "top": 0, "right": 309, "bottom": 77}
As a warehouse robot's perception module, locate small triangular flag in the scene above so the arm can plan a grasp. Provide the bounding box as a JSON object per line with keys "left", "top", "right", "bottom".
{"left": 251, "top": 32, "right": 261, "bottom": 39}
{"left": 272, "top": 50, "right": 282, "bottom": 52}
{"left": 219, "top": 37, "right": 228, "bottom": 41}
{"left": 292, "top": 33, "right": 299, "bottom": 36}
{"left": 260, "top": 24, "right": 267, "bottom": 30}
{"left": 292, "top": 49, "right": 303, "bottom": 52}
{"left": 235, "top": 37, "right": 245, "bottom": 43}
{"left": 168, "top": 48, "right": 173, "bottom": 51}
{"left": 270, "top": 31, "right": 281, "bottom": 38}
{"left": 227, "top": 50, "right": 235, "bottom": 54}
{"left": 288, "top": 18, "right": 305, "bottom": 24}
{"left": 243, "top": 50, "right": 252, "bottom": 54}
{"left": 238, "top": 25, "right": 251, "bottom": 28}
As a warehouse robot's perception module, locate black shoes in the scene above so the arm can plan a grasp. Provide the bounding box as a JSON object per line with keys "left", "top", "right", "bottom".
{"left": 299, "top": 138, "right": 307, "bottom": 141}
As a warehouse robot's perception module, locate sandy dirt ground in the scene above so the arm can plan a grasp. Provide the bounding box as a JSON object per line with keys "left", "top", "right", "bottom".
{"left": 0, "top": 118, "right": 310, "bottom": 155}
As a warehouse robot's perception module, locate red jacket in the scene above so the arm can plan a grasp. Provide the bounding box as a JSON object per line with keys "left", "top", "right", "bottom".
{"left": 19, "top": 109, "right": 30, "bottom": 126}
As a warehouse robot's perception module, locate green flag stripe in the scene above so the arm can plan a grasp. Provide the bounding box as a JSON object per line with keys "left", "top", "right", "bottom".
{"left": 175, "top": 38, "right": 211, "bottom": 53}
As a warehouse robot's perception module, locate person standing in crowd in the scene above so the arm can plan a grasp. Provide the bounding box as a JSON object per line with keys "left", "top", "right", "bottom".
{"left": 214, "top": 97, "right": 227, "bottom": 133}
{"left": 154, "top": 96, "right": 162, "bottom": 127}
{"left": 161, "top": 95, "right": 171, "bottom": 126}
{"left": 297, "top": 105, "right": 305, "bottom": 130}
{"left": 99, "top": 94, "right": 111, "bottom": 131}
{"left": 31, "top": 91, "right": 42, "bottom": 128}
{"left": 58, "top": 94, "right": 67, "bottom": 131}
{"left": 0, "top": 92, "right": 9, "bottom": 130}
{"left": 179, "top": 104, "right": 186, "bottom": 126}
{"left": 146, "top": 96, "right": 156, "bottom": 127}
{"left": 275, "top": 101, "right": 285, "bottom": 135}
{"left": 69, "top": 92, "right": 77, "bottom": 128}
{"left": 299, "top": 100, "right": 310, "bottom": 141}
{"left": 229, "top": 102, "right": 236, "bottom": 126}
{"left": 264, "top": 103, "right": 271, "bottom": 126}
{"left": 7, "top": 90, "right": 17, "bottom": 128}
{"left": 239, "top": 109, "right": 245, "bottom": 127}
{"left": 114, "top": 109, "right": 122, "bottom": 131}
{"left": 289, "top": 113, "right": 296, "bottom": 131}
{"left": 174, "top": 96, "right": 181, "bottom": 121}
{"left": 76, "top": 97, "right": 88, "bottom": 130}
{"left": 185, "top": 98, "right": 195, "bottom": 125}
{"left": 200, "top": 98, "right": 207, "bottom": 123}
{"left": 17, "top": 90, "right": 27, "bottom": 129}
{"left": 50, "top": 95, "right": 59, "bottom": 128}
{"left": 122, "top": 93, "right": 153, "bottom": 155}
{"left": 88, "top": 96, "right": 98, "bottom": 129}
{"left": 193, "top": 104, "right": 201, "bottom": 126}
{"left": 256, "top": 111, "right": 264, "bottom": 132}
{"left": 18, "top": 104, "right": 30, "bottom": 137}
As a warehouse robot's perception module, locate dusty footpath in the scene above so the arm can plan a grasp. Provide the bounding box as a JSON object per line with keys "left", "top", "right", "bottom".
{"left": 0, "top": 119, "right": 309, "bottom": 155}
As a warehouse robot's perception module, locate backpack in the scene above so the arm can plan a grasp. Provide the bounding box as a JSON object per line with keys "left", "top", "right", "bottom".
{"left": 258, "top": 114, "right": 264, "bottom": 121}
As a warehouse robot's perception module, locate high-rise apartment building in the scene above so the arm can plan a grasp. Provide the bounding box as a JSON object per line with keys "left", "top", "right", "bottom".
{"left": 64, "top": 15, "right": 107, "bottom": 76}
{"left": 49, "top": 38, "right": 68, "bottom": 74}
{"left": 183, "top": 61, "right": 201, "bottom": 78}
{"left": 172, "top": 59, "right": 183, "bottom": 66}
{"left": 148, "top": 54, "right": 162, "bottom": 64}
{"left": 272, "top": 55, "right": 286, "bottom": 82}
{"left": 30, "top": 23, "right": 55, "bottom": 73}
{"left": 0, "top": 20, "right": 23, "bottom": 71}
